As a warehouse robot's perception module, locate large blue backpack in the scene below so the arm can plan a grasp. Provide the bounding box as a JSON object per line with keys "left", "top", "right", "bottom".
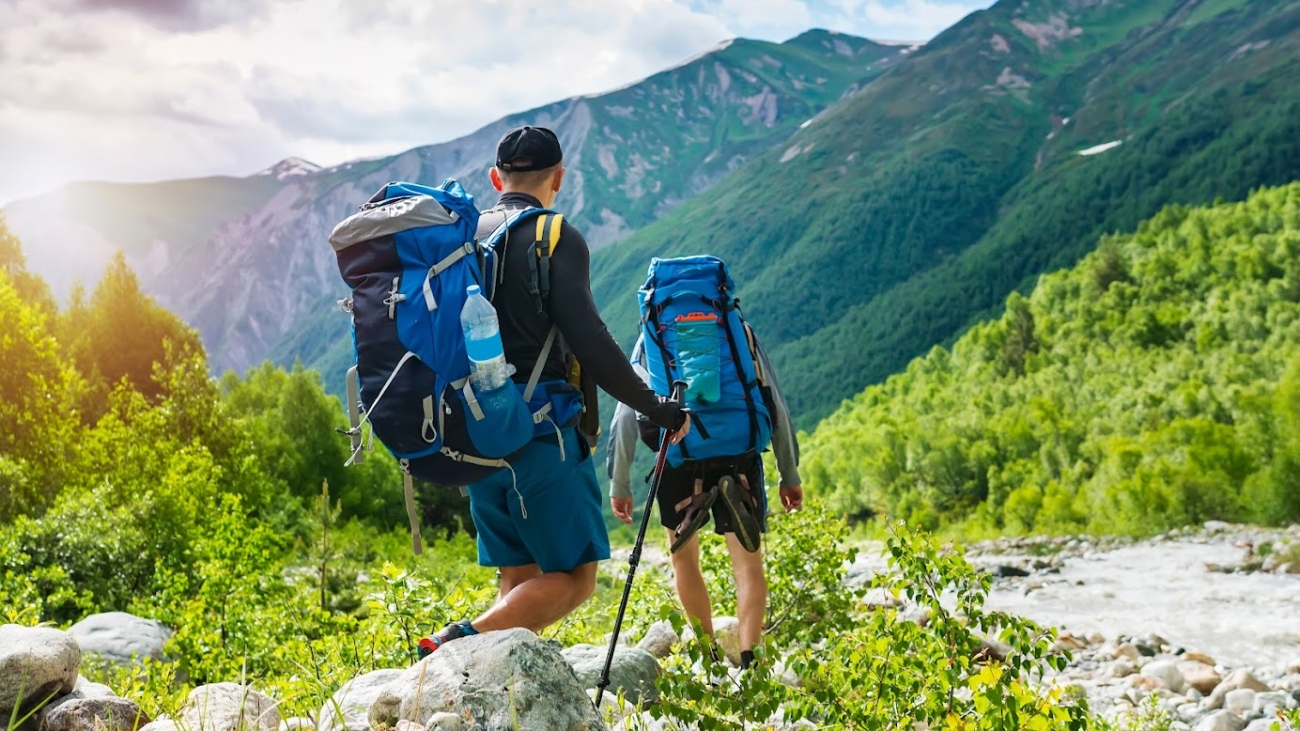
{"left": 638, "top": 256, "right": 773, "bottom": 467}
{"left": 329, "top": 180, "right": 573, "bottom": 551}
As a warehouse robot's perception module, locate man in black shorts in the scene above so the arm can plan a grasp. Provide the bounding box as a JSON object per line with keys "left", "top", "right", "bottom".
{"left": 608, "top": 335, "right": 802, "bottom": 670}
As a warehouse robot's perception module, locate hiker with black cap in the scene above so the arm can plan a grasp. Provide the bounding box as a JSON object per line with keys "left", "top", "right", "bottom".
{"left": 417, "top": 126, "right": 690, "bottom": 657}
{"left": 607, "top": 262, "right": 803, "bottom": 673}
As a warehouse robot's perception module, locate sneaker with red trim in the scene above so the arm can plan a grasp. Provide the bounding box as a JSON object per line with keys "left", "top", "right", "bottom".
{"left": 416, "top": 621, "right": 477, "bottom": 659}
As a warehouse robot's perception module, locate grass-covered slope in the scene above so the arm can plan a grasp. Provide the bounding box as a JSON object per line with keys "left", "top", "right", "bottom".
{"left": 803, "top": 184, "right": 1300, "bottom": 535}
{"left": 589, "top": 0, "right": 1300, "bottom": 430}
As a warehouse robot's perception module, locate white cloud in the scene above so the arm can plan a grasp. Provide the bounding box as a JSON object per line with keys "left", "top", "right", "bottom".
{"left": 0, "top": 0, "right": 990, "bottom": 204}
{"left": 820, "top": 0, "right": 989, "bottom": 41}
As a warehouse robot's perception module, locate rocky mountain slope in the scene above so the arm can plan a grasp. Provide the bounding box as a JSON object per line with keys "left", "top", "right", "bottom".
{"left": 587, "top": 0, "right": 1300, "bottom": 428}
{"left": 4, "top": 30, "right": 905, "bottom": 376}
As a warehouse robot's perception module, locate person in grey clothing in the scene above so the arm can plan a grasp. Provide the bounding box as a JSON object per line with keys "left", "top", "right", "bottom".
{"left": 607, "top": 333, "right": 803, "bottom": 670}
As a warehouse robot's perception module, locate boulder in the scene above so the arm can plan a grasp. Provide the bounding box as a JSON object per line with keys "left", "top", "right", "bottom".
{"left": 1108, "top": 659, "right": 1138, "bottom": 679}
{"left": 1209, "top": 671, "right": 1271, "bottom": 710}
{"left": 562, "top": 644, "right": 660, "bottom": 704}
{"left": 317, "top": 669, "right": 403, "bottom": 731}
{"left": 1115, "top": 644, "right": 1142, "bottom": 662}
{"left": 1180, "top": 662, "right": 1222, "bottom": 695}
{"left": 279, "top": 718, "right": 314, "bottom": 731}
{"left": 368, "top": 628, "right": 603, "bottom": 731}
{"left": 635, "top": 621, "right": 678, "bottom": 660}
{"left": 69, "top": 677, "right": 117, "bottom": 700}
{"left": 423, "top": 713, "right": 463, "bottom": 731}
{"left": 1253, "top": 691, "right": 1290, "bottom": 715}
{"left": 683, "top": 617, "right": 742, "bottom": 667}
{"left": 1196, "top": 710, "right": 1245, "bottom": 731}
{"left": 1222, "top": 670, "right": 1271, "bottom": 693}
{"left": 39, "top": 697, "right": 149, "bottom": 731}
{"left": 0, "top": 625, "right": 82, "bottom": 720}
{"left": 1224, "top": 689, "right": 1257, "bottom": 717}
{"left": 180, "top": 684, "right": 280, "bottom": 731}
{"left": 67, "top": 613, "right": 171, "bottom": 667}
{"left": 1142, "top": 660, "right": 1187, "bottom": 693}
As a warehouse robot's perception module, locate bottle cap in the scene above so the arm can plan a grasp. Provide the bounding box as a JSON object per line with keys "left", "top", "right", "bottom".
{"left": 467, "top": 285, "right": 482, "bottom": 296}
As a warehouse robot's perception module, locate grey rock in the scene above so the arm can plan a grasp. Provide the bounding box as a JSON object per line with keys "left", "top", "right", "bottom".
{"left": 1109, "top": 659, "right": 1138, "bottom": 678}
{"left": 423, "top": 714, "right": 462, "bottom": 731}
{"left": 1143, "top": 660, "right": 1187, "bottom": 693}
{"left": 67, "top": 613, "right": 171, "bottom": 667}
{"left": 395, "top": 721, "right": 427, "bottom": 731}
{"left": 180, "top": 683, "right": 280, "bottom": 731}
{"left": 635, "top": 621, "right": 678, "bottom": 660}
{"left": 39, "top": 697, "right": 149, "bottom": 731}
{"left": 279, "top": 718, "right": 314, "bottom": 731}
{"left": 1197, "top": 710, "right": 1246, "bottom": 731}
{"left": 70, "top": 678, "right": 117, "bottom": 700}
{"left": 712, "top": 617, "right": 742, "bottom": 667}
{"left": 0, "top": 625, "right": 82, "bottom": 720}
{"left": 1223, "top": 670, "right": 1271, "bottom": 693}
{"left": 1254, "top": 691, "right": 1290, "bottom": 714}
{"left": 1244, "top": 720, "right": 1276, "bottom": 731}
{"left": 1225, "top": 689, "right": 1257, "bottom": 717}
{"left": 562, "top": 644, "right": 660, "bottom": 705}
{"left": 136, "top": 721, "right": 179, "bottom": 731}
{"left": 317, "top": 669, "right": 403, "bottom": 731}
{"left": 1177, "top": 703, "right": 1203, "bottom": 724}
{"left": 368, "top": 628, "right": 604, "bottom": 731}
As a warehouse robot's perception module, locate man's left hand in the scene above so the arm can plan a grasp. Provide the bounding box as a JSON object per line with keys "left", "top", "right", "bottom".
{"left": 779, "top": 485, "right": 803, "bottom": 512}
{"left": 611, "top": 497, "right": 635, "bottom": 525}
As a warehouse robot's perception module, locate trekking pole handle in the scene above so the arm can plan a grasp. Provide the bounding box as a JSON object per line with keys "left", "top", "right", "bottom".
{"left": 670, "top": 380, "right": 688, "bottom": 403}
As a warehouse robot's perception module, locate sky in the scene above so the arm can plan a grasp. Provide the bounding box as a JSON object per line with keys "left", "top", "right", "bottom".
{"left": 0, "top": 0, "right": 992, "bottom": 204}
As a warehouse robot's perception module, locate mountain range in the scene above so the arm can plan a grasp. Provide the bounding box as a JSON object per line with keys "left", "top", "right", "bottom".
{"left": 6, "top": 0, "right": 1300, "bottom": 432}
{"left": 4, "top": 29, "right": 906, "bottom": 376}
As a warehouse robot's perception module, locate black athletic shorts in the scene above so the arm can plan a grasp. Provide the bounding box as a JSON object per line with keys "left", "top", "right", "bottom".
{"left": 656, "top": 452, "right": 768, "bottom": 536}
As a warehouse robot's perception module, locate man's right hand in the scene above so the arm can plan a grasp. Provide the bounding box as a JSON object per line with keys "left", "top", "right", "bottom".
{"left": 669, "top": 413, "right": 691, "bottom": 445}
{"left": 611, "top": 497, "right": 635, "bottom": 525}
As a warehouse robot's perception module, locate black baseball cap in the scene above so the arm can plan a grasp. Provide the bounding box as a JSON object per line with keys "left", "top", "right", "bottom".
{"left": 496, "top": 126, "right": 563, "bottom": 172}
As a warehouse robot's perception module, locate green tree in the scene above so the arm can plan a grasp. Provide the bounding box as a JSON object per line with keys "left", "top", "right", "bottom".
{"left": 0, "top": 271, "right": 77, "bottom": 521}
{"left": 0, "top": 216, "right": 56, "bottom": 315}
{"left": 60, "top": 252, "right": 203, "bottom": 420}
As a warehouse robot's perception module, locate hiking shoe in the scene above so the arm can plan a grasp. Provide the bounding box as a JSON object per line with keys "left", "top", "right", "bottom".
{"left": 670, "top": 482, "right": 719, "bottom": 554}
{"left": 417, "top": 621, "right": 476, "bottom": 659}
{"left": 718, "top": 475, "right": 761, "bottom": 553}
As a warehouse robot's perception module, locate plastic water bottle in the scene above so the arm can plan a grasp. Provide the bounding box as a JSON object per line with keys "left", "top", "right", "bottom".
{"left": 460, "top": 285, "right": 511, "bottom": 391}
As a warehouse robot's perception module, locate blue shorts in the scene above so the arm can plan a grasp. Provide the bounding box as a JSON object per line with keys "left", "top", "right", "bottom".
{"left": 467, "top": 426, "right": 610, "bottom": 573}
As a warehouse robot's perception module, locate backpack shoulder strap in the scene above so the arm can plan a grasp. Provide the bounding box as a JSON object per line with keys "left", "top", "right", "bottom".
{"left": 527, "top": 213, "right": 564, "bottom": 313}
{"left": 743, "top": 321, "right": 765, "bottom": 386}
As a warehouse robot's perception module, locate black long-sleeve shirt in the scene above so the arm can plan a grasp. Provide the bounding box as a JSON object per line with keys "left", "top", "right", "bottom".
{"left": 487, "top": 192, "right": 682, "bottom": 431}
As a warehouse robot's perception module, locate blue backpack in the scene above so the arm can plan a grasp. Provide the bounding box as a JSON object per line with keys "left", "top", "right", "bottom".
{"left": 638, "top": 256, "right": 773, "bottom": 467}
{"left": 329, "top": 180, "right": 575, "bottom": 550}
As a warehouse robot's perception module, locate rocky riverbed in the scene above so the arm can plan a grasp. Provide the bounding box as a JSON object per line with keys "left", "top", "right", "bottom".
{"left": 850, "top": 522, "right": 1300, "bottom": 729}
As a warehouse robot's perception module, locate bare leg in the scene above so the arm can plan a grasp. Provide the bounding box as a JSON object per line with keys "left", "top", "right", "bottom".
{"left": 497, "top": 564, "right": 541, "bottom": 602}
{"left": 668, "top": 528, "right": 714, "bottom": 638}
{"left": 471, "top": 562, "right": 597, "bottom": 634}
{"left": 725, "top": 533, "right": 766, "bottom": 653}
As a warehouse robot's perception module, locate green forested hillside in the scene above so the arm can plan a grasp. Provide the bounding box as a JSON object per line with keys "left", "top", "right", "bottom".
{"left": 589, "top": 0, "right": 1300, "bottom": 430}
{"left": 803, "top": 185, "right": 1300, "bottom": 535}
{"left": 0, "top": 216, "right": 472, "bottom": 620}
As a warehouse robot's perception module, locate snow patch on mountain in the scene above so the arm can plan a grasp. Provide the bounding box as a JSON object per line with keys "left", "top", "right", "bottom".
{"left": 255, "top": 157, "right": 323, "bottom": 181}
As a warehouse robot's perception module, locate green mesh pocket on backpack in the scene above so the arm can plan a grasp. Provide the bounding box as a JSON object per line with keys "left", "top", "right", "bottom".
{"left": 675, "top": 313, "right": 721, "bottom": 404}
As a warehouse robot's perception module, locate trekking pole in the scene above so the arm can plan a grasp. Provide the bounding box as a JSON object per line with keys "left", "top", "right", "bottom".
{"left": 595, "top": 381, "right": 687, "bottom": 710}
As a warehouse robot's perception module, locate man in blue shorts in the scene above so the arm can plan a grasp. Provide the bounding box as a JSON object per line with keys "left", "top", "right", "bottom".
{"left": 418, "top": 127, "right": 688, "bottom": 656}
